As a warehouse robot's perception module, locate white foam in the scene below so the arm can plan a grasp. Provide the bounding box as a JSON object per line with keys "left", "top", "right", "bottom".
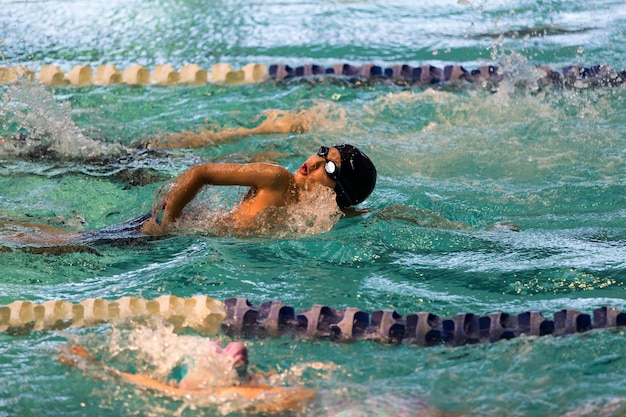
{"left": 107, "top": 320, "right": 239, "bottom": 388}
{"left": 1, "top": 81, "right": 127, "bottom": 160}
{"left": 173, "top": 185, "right": 343, "bottom": 239}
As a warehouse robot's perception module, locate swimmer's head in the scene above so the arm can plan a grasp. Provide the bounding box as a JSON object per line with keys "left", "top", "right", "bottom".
{"left": 324, "top": 144, "right": 377, "bottom": 208}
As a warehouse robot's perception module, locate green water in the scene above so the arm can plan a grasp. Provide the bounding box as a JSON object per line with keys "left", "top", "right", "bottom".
{"left": 2, "top": 0, "right": 626, "bottom": 416}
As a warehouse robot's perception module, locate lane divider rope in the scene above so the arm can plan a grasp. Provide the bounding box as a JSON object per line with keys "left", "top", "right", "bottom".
{"left": 0, "top": 63, "right": 624, "bottom": 88}
{"left": 2, "top": 296, "right": 624, "bottom": 346}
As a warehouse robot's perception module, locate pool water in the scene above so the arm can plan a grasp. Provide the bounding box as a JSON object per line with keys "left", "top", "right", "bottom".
{"left": 1, "top": 1, "right": 626, "bottom": 416}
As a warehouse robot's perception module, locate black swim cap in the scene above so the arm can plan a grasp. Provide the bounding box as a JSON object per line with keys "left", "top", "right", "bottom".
{"left": 333, "top": 144, "right": 377, "bottom": 208}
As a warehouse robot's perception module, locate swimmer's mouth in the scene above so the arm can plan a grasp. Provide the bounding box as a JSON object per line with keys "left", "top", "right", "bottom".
{"left": 299, "top": 164, "right": 308, "bottom": 175}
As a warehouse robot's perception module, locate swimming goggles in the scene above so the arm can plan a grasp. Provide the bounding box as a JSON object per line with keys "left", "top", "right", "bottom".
{"left": 317, "top": 146, "right": 353, "bottom": 206}
{"left": 317, "top": 146, "right": 340, "bottom": 181}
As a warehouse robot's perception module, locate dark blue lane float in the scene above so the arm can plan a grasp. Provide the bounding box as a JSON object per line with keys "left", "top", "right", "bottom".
{"left": 222, "top": 298, "right": 626, "bottom": 346}
{"left": 267, "top": 63, "right": 626, "bottom": 88}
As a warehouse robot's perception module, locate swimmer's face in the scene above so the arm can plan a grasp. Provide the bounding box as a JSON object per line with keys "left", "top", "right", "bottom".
{"left": 294, "top": 146, "right": 341, "bottom": 190}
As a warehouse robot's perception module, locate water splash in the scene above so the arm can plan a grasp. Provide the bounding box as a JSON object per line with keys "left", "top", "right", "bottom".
{"left": 488, "top": 36, "right": 547, "bottom": 96}
{"left": 106, "top": 319, "right": 240, "bottom": 388}
{"left": 0, "top": 80, "right": 128, "bottom": 160}
{"left": 174, "top": 185, "right": 343, "bottom": 239}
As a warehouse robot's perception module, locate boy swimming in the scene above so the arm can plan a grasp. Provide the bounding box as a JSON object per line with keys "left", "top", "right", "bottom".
{"left": 141, "top": 144, "right": 377, "bottom": 234}
{"left": 0, "top": 144, "right": 376, "bottom": 247}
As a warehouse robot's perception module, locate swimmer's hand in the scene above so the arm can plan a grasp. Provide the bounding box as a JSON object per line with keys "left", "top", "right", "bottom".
{"left": 140, "top": 217, "right": 168, "bottom": 235}
{"left": 58, "top": 345, "right": 95, "bottom": 369}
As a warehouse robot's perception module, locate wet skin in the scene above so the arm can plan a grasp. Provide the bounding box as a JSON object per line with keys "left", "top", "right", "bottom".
{"left": 141, "top": 147, "right": 341, "bottom": 234}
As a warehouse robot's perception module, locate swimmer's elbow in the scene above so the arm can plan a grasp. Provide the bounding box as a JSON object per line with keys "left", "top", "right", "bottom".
{"left": 265, "top": 166, "right": 292, "bottom": 189}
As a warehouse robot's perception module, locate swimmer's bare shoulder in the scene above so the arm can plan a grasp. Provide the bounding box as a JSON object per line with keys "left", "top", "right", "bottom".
{"left": 141, "top": 162, "right": 296, "bottom": 235}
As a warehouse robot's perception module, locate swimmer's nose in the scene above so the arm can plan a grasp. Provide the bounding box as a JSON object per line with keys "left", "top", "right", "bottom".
{"left": 309, "top": 158, "right": 326, "bottom": 173}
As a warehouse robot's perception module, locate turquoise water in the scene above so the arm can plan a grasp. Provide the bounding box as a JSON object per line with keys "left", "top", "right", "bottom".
{"left": 1, "top": 1, "right": 626, "bottom": 416}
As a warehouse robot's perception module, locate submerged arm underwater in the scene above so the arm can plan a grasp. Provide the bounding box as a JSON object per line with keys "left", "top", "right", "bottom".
{"left": 146, "top": 104, "right": 341, "bottom": 150}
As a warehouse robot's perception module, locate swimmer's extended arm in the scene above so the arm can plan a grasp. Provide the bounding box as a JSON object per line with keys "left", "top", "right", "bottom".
{"left": 142, "top": 163, "right": 292, "bottom": 234}
{"left": 121, "top": 372, "right": 316, "bottom": 414}
{"left": 59, "top": 345, "right": 316, "bottom": 414}
{"left": 148, "top": 109, "right": 312, "bottom": 150}
{"left": 120, "top": 371, "right": 299, "bottom": 397}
